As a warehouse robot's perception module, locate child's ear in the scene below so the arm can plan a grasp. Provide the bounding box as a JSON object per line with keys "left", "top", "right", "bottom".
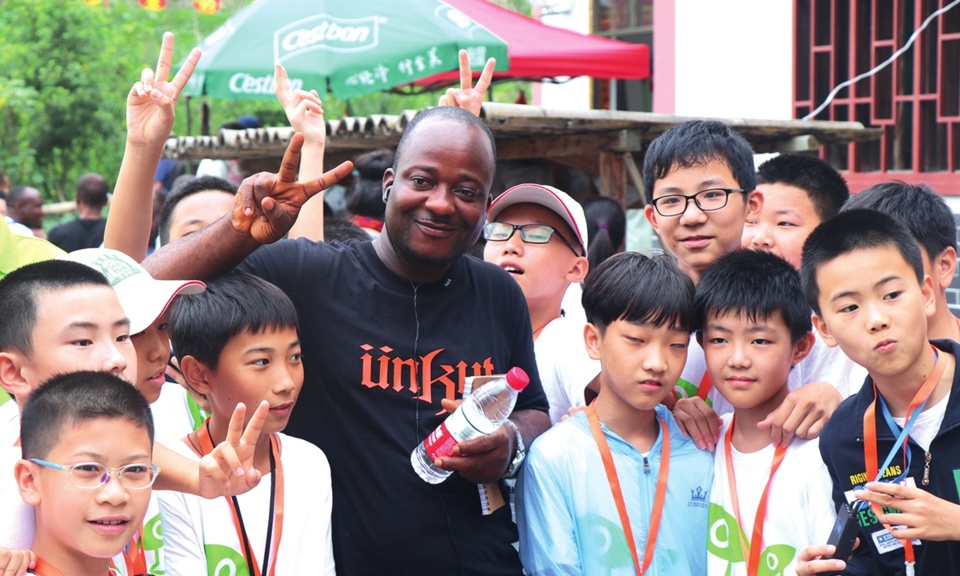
{"left": 745, "top": 189, "right": 763, "bottom": 222}
{"left": 14, "top": 460, "right": 41, "bottom": 506}
{"left": 179, "top": 355, "right": 214, "bottom": 396}
{"left": 811, "top": 314, "right": 838, "bottom": 348}
{"left": 792, "top": 331, "right": 816, "bottom": 365}
{"left": 0, "top": 351, "right": 31, "bottom": 401}
{"left": 934, "top": 247, "right": 957, "bottom": 291}
{"left": 583, "top": 323, "right": 603, "bottom": 361}
{"left": 921, "top": 273, "right": 937, "bottom": 319}
{"left": 644, "top": 204, "right": 659, "bottom": 231}
{"left": 565, "top": 256, "right": 589, "bottom": 284}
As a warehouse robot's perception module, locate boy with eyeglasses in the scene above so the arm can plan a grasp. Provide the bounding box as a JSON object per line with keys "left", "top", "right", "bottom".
{"left": 14, "top": 371, "right": 159, "bottom": 576}
{"left": 643, "top": 121, "right": 844, "bottom": 454}
{"left": 484, "top": 184, "right": 600, "bottom": 424}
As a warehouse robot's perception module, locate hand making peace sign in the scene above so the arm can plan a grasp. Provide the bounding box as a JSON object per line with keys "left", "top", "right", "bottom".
{"left": 438, "top": 49, "right": 497, "bottom": 117}
{"left": 126, "top": 32, "right": 202, "bottom": 148}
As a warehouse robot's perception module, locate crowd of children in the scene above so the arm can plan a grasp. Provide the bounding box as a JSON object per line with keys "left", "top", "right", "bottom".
{"left": 4, "top": 30, "right": 960, "bottom": 576}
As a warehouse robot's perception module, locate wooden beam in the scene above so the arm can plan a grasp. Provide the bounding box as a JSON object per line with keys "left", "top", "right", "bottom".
{"left": 599, "top": 152, "right": 626, "bottom": 206}
{"left": 623, "top": 153, "right": 646, "bottom": 206}
{"left": 750, "top": 134, "right": 821, "bottom": 154}
{"left": 496, "top": 133, "right": 618, "bottom": 160}
{"left": 544, "top": 155, "right": 600, "bottom": 175}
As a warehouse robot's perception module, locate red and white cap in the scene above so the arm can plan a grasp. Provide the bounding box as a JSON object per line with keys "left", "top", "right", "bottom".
{"left": 487, "top": 184, "right": 588, "bottom": 253}
{"left": 60, "top": 248, "right": 205, "bottom": 334}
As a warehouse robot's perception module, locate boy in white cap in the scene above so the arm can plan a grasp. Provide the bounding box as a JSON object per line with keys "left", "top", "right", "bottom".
{"left": 62, "top": 248, "right": 210, "bottom": 441}
{"left": 484, "top": 184, "right": 600, "bottom": 424}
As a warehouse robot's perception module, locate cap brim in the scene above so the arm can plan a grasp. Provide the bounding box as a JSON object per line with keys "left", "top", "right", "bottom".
{"left": 122, "top": 280, "right": 205, "bottom": 334}
{"left": 487, "top": 184, "right": 587, "bottom": 251}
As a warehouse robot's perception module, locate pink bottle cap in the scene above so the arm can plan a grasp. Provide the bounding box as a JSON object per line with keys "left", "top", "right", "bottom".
{"left": 505, "top": 367, "right": 530, "bottom": 391}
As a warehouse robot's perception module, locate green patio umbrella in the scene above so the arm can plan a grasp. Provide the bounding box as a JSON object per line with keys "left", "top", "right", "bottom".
{"left": 182, "top": 0, "right": 509, "bottom": 100}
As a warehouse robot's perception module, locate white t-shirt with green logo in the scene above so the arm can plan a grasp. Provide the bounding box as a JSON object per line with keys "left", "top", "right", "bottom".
{"left": 707, "top": 415, "right": 836, "bottom": 576}
{"left": 158, "top": 433, "right": 334, "bottom": 576}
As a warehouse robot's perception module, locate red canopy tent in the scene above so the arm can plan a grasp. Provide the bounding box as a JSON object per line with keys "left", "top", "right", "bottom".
{"left": 410, "top": 0, "right": 650, "bottom": 89}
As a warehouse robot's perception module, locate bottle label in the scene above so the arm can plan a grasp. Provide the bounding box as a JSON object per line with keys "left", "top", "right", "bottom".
{"left": 423, "top": 407, "right": 481, "bottom": 461}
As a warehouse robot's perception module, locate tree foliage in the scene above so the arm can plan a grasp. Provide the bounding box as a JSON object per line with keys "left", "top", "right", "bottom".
{"left": 0, "top": 0, "right": 529, "bottom": 203}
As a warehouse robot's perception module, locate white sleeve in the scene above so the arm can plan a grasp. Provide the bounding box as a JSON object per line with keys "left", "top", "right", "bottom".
{"left": 157, "top": 489, "right": 208, "bottom": 574}
{"left": 803, "top": 442, "right": 839, "bottom": 545}
{"left": 281, "top": 438, "right": 336, "bottom": 575}
{"left": 320, "top": 453, "right": 336, "bottom": 576}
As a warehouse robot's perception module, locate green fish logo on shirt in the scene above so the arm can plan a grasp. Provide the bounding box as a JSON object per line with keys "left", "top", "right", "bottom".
{"left": 708, "top": 503, "right": 795, "bottom": 576}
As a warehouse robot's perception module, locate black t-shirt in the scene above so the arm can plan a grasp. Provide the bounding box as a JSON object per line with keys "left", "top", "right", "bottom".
{"left": 47, "top": 218, "right": 106, "bottom": 252}
{"left": 238, "top": 238, "right": 547, "bottom": 576}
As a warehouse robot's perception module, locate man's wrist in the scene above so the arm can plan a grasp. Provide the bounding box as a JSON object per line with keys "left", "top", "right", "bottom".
{"left": 502, "top": 419, "right": 526, "bottom": 479}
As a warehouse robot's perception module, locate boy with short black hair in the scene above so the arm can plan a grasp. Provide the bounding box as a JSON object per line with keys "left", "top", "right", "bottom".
{"left": 484, "top": 183, "right": 599, "bottom": 423}
{"left": 743, "top": 153, "right": 849, "bottom": 271}
{"left": 0, "top": 260, "right": 137, "bottom": 452}
{"left": 798, "top": 209, "right": 960, "bottom": 575}
{"left": 517, "top": 252, "right": 713, "bottom": 575}
{"left": 159, "top": 273, "right": 334, "bottom": 575}
{"left": 643, "top": 120, "right": 760, "bottom": 286}
{"left": 696, "top": 249, "right": 836, "bottom": 575}
{"left": 843, "top": 181, "right": 960, "bottom": 343}
{"left": 741, "top": 152, "right": 867, "bottom": 413}
{"left": 14, "top": 371, "right": 158, "bottom": 576}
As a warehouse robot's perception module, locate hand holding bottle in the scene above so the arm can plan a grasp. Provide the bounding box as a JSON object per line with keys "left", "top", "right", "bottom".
{"left": 411, "top": 368, "right": 529, "bottom": 485}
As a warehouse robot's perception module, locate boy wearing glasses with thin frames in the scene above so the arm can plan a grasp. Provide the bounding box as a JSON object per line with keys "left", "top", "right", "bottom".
{"left": 483, "top": 184, "right": 600, "bottom": 424}
{"left": 15, "top": 371, "right": 159, "bottom": 576}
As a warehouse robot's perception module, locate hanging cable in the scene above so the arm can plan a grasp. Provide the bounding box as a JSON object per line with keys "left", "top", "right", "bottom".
{"left": 803, "top": 0, "right": 960, "bottom": 121}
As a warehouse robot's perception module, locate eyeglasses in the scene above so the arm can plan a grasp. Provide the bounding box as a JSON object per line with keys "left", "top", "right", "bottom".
{"left": 29, "top": 459, "right": 160, "bottom": 490}
{"left": 483, "top": 222, "right": 581, "bottom": 256}
{"left": 651, "top": 188, "right": 745, "bottom": 217}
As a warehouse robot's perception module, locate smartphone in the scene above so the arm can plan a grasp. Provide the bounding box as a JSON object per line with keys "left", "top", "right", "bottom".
{"left": 827, "top": 502, "right": 859, "bottom": 564}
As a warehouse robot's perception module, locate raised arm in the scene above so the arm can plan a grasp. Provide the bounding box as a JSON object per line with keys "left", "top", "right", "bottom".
{"left": 274, "top": 63, "right": 330, "bottom": 242}
{"left": 142, "top": 134, "right": 353, "bottom": 280}
{"left": 105, "top": 32, "right": 201, "bottom": 261}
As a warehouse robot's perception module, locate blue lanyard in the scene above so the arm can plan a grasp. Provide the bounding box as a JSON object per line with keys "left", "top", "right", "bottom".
{"left": 874, "top": 393, "right": 930, "bottom": 484}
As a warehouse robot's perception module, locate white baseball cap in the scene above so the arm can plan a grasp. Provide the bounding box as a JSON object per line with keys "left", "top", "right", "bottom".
{"left": 60, "top": 249, "right": 205, "bottom": 334}
{"left": 487, "top": 184, "right": 588, "bottom": 253}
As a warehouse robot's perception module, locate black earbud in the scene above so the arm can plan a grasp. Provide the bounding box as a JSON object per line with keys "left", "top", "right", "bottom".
{"left": 383, "top": 186, "right": 392, "bottom": 203}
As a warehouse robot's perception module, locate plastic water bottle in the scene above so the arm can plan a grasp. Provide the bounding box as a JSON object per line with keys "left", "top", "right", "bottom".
{"left": 411, "top": 367, "right": 530, "bottom": 484}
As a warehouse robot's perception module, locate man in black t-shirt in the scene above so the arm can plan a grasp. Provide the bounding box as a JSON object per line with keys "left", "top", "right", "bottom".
{"left": 48, "top": 173, "right": 109, "bottom": 252}
{"left": 146, "top": 106, "right": 551, "bottom": 575}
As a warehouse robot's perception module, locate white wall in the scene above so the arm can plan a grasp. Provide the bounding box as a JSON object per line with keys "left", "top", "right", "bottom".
{"left": 537, "top": 0, "right": 593, "bottom": 110}
{"left": 673, "top": 0, "right": 793, "bottom": 119}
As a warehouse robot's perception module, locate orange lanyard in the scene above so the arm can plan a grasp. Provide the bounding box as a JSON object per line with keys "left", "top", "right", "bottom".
{"left": 29, "top": 558, "right": 64, "bottom": 576}
{"left": 723, "top": 417, "right": 787, "bottom": 575}
{"left": 120, "top": 527, "right": 146, "bottom": 575}
{"left": 531, "top": 314, "right": 562, "bottom": 342}
{"left": 862, "top": 345, "right": 944, "bottom": 567}
{"left": 189, "top": 420, "right": 285, "bottom": 576}
{"left": 696, "top": 371, "right": 712, "bottom": 401}
{"left": 586, "top": 404, "right": 669, "bottom": 575}
{"left": 30, "top": 558, "right": 113, "bottom": 576}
